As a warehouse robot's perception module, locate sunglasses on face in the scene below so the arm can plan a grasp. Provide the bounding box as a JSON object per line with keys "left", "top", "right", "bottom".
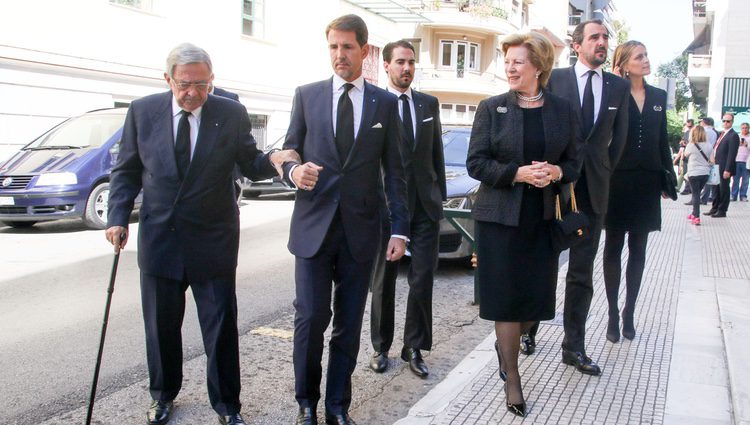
{"left": 723, "top": 119, "right": 733, "bottom": 123}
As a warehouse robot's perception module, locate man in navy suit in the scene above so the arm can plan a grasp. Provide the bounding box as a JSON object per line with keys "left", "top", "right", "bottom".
{"left": 282, "top": 15, "right": 409, "bottom": 425}
{"left": 524, "top": 20, "right": 629, "bottom": 377}
{"left": 368, "top": 40, "right": 446, "bottom": 378}
{"left": 105, "top": 43, "right": 297, "bottom": 425}
{"left": 705, "top": 113, "right": 740, "bottom": 217}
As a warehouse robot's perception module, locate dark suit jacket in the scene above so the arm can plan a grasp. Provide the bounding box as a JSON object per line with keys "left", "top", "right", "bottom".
{"left": 715, "top": 128, "right": 740, "bottom": 175}
{"left": 615, "top": 84, "right": 674, "bottom": 173}
{"left": 213, "top": 87, "right": 240, "bottom": 101}
{"left": 401, "top": 90, "right": 447, "bottom": 222}
{"left": 107, "top": 92, "right": 276, "bottom": 281}
{"left": 467, "top": 90, "right": 583, "bottom": 226}
{"left": 548, "top": 67, "right": 630, "bottom": 215}
{"left": 282, "top": 78, "right": 409, "bottom": 262}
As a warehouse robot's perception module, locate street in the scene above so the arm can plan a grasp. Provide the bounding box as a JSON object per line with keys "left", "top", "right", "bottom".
{"left": 0, "top": 195, "right": 486, "bottom": 425}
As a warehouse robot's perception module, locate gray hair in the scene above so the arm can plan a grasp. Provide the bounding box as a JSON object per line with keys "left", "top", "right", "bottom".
{"left": 165, "top": 43, "right": 213, "bottom": 78}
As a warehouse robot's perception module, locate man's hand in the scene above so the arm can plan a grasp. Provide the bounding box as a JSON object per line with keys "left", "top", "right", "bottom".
{"left": 105, "top": 226, "right": 129, "bottom": 253}
{"left": 723, "top": 170, "right": 731, "bottom": 180}
{"left": 270, "top": 149, "right": 301, "bottom": 177}
{"left": 386, "top": 237, "right": 406, "bottom": 261}
{"left": 292, "top": 162, "right": 323, "bottom": 191}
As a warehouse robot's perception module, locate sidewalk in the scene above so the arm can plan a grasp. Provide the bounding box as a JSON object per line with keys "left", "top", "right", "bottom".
{"left": 397, "top": 196, "right": 750, "bottom": 425}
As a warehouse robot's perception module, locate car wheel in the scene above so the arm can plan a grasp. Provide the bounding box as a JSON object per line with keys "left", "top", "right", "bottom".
{"left": 2, "top": 221, "right": 37, "bottom": 228}
{"left": 83, "top": 182, "right": 109, "bottom": 230}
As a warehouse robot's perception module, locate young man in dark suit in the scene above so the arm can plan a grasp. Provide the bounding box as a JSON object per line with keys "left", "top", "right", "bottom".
{"left": 524, "top": 20, "right": 630, "bottom": 377}
{"left": 705, "top": 113, "right": 740, "bottom": 217}
{"left": 368, "top": 40, "right": 447, "bottom": 378}
{"left": 281, "top": 15, "right": 409, "bottom": 425}
{"left": 105, "top": 43, "right": 297, "bottom": 425}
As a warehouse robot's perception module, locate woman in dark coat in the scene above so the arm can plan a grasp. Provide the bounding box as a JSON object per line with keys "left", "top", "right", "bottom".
{"left": 467, "top": 32, "right": 582, "bottom": 417}
{"left": 603, "top": 41, "right": 676, "bottom": 342}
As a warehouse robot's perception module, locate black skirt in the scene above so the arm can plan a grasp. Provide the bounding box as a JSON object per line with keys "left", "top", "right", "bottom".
{"left": 476, "top": 184, "right": 560, "bottom": 322}
{"left": 605, "top": 168, "right": 662, "bottom": 233}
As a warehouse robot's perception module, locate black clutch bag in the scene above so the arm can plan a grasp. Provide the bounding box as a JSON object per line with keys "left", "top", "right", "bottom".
{"left": 661, "top": 169, "right": 678, "bottom": 200}
{"left": 551, "top": 183, "right": 590, "bottom": 252}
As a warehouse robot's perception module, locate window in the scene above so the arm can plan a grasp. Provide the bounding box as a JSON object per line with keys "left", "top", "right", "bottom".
{"left": 248, "top": 114, "right": 268, "bottom": 148}
{"left": 242, "top": 0, "right": 264, "bottom": 37}
{"left": 440, "top": 103, "right": 477, "bottom": 124}
{"left": 362, "top": 45, "right": 381, "bottom": 85}
{"left": 109, "top": 0, "right": 152, "bottom": 10}
{"left": 439, "top": 40, "right": 481, "bottom": 76}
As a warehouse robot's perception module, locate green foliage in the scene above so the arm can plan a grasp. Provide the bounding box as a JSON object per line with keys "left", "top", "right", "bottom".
{"left": 666, "top": 109, "right": 685, "bottom": 152}
{"left": 613, "top": 20, "right": 630, "bottom": 45}
{"left": 657, "top": 54, "right": 692, "bottom": 112}
{"left": 462, "top": 0, "right": 508, "bottom": 19}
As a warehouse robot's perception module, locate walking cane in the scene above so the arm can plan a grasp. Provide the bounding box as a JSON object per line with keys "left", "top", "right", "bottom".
{"left": 85, "top": 232, "right": 126, "bottom": 425}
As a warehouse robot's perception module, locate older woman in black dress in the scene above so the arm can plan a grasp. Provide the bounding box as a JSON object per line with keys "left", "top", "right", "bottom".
{"left": 603, "top": 41, "right": 676, "bottom": 342}
{"left": 467, "top": 32, "right": 582, "bottom": 417}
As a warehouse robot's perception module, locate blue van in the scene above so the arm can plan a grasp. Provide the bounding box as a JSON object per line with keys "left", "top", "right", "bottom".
{"left": 0, "top": 108, "right": 130, "bottom": 229}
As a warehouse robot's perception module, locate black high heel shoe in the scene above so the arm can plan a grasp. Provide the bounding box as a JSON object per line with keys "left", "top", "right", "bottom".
{"left": 504, "top": 383, "right": 527, "bottom": 417}
{"left": 606, "top": 315, "right": 620, "bottom": 343}
{"left": 494, "top": 340, "right": 507, "bottom": 381}
{"left": 519, "top": 333, "right": 536, "bottom": 356}
{"left": 622, "top": 317, "right": 636, "bottom": 340}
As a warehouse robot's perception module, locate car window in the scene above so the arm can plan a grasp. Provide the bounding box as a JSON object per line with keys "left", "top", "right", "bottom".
{"left": 27, "top": 114, "right": 125, "bottom": 149}
{"left": 442, "top": 129, "right": 471, "bottom": 166}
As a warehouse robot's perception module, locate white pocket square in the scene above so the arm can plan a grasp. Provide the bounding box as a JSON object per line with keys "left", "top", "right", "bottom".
{"left": 372, "top": 122, "right": 383, "bottom": 128}
{"left": 608, "top": 106, "right": 617, "bottom": 110}
{"left": 422, "top": 117, "right": 434, "bottom": 122}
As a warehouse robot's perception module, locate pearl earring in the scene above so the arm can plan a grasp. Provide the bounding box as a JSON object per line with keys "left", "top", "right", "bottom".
{"left": 625, "top": 71, "right": 630, "bottom": 78}
{"left": 535, "top": 72, "right": 540, "bottom": 79}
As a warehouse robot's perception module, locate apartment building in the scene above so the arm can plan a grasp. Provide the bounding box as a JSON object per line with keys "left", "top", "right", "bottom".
{"left": 685, "top": 0, "right": 750, "bottom": 127}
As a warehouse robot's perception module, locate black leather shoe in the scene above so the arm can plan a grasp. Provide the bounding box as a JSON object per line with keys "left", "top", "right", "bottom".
{"left": 401, "top": 346, "right": 428, "bottom": 378}
{"left": 704, "top": 210, "right": 717, "bottom": 216}
{"left": 712, "top": 212, "right": 727, "bottom": 217}
{"left": 561, "top": 349, "right": 601, "bottom": 376}
{"left": 219, "top": 413, "right": 246, "bottom": 425}
{"left": 369, "top": 351, "right": 388, "bottom": 373}
{"left": 147, "top": 400, "right": 174, "bottom": 425}
{"left": 519, "top": 333, "right": 536, "bottom": 356}
{"left": 325, "top": 412, "right": 356, "bottom": 425}
{"left": 683, "top": 201, "right": 693, "bottom": 205}
{"left": 296, "top": 407, "right": 318, "bottom": 425}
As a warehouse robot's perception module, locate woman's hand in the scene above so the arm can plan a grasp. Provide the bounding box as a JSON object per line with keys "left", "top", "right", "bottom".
{"left": 514, "top": 161, "right": 561, "bottom": 188}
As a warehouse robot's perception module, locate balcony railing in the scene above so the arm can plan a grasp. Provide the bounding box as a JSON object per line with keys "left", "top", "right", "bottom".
{"left": 687, "top": 54, "right": 711, "bottom": 79}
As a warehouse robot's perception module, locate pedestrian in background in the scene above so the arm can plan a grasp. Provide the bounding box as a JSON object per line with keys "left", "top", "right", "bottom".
{"left": 705, "top": 113, "right": 740, "bottom": 218}
{"left": 684, "top": 125, "right": 712, "bottom": 225}
{"left": 699, "top": 117, "right": 720, "bottom": 205}
{"left": 467, "top": 31, "right": 582, "bottom": 417}
{"left": 730, "top": 122, "right": 749, "bottom": 201}
{"left": 602, "top": 41, "right": 676, "bottom": 343}
{"left": 676, "top": 119, "right": 693, "bottom": 195}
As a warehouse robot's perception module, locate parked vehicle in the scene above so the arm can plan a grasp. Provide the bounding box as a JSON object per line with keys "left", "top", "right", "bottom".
{"left": 0, "top": 108, "right": 133, "bottom": 229}
{"left": 439, "top": 126, "right": 479, "bottom": 261}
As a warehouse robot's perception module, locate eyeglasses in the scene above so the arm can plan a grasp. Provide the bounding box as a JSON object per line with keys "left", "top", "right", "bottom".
{"left": 172, "top": 80, "right": 210, "bottom": 90}
{"left": 722, "top": 119, "right": 733, "bottom": 123}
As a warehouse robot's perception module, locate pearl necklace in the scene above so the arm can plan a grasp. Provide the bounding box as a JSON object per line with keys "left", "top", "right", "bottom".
{"left": 516, "top": 91, "right": 543, "bottom": 102}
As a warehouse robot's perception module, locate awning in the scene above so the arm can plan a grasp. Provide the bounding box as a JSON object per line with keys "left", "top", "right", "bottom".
{"left": 343, "top": 0, "right": 432, "bottom": 23}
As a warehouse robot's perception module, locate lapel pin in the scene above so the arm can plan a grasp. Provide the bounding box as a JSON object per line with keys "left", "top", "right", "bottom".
{"left": 497, "top": 106, "right": 508, "bottom": 113}
{"left": 653, "top": 105, "right": 662, "bottom": 112}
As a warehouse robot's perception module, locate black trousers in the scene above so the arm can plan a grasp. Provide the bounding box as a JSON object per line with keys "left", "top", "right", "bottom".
{"left": 293, "top": 213, "right": 373, "bottom": 415}
{"left": 689, "top": 175, "right": 709, "bottom": 217}
{"left": 711, "top": 173, "right": 731, "bottom": 213}
{"left": 370, "top": 202, "right": 440, "bottom": 353}
{"left": 141, "top": 272, "right": 241, "bottom": 416}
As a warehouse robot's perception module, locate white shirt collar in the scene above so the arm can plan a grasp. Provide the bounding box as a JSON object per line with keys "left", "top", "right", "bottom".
{"left": 332, "top": 74, "right": 365, "bottom": 93}
{"left": 171, "top": 95, "right": 203, "bottom": 120}
{"left": 574, "top": 60, "right": 602, "bottom": 79}
{"left": 387, "top": 85, "right": 412, "bottom": 100}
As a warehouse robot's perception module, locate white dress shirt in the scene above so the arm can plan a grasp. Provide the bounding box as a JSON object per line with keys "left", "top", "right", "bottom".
{"left": 171, "top": 96, "right": 202, "bottom": 159}
{"left": 574, "top": 61, "right": 603, "bottom": 124}
{"left": 386, "top": 86, "right": 417, "bottom": 141}
{"left": 332, "top": 74, "right": 365, "bottom": 139}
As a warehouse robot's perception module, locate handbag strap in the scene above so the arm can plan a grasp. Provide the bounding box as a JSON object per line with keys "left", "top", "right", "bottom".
{"left": 694, "top": 143, "right": 710, "bottom": 163}
{"left": 555, "top": 183, "right": 579, "bottom": 221}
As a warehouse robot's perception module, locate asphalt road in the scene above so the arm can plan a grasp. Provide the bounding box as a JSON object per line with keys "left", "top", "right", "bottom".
{"left": 0, "top": 196, "right": 299, "bottom": 424}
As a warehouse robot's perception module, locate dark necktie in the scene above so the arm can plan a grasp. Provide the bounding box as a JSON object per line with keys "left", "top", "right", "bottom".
{"left": 582, "top": 70, "right": 596, "bottom": 136}
{"left": 400, "top": 94, "right": 415, "bottom": 149}
{"left": 336, "top": 83, "right": 355, "bottom": 162}
{"left": 175, "top": 110, "right": 191, "bottom": 180}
